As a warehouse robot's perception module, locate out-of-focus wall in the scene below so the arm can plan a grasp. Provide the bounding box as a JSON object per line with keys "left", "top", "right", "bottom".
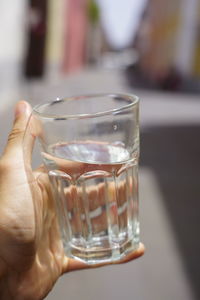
{"left": 0, "top": 0, "right": 26, "bottom": 62}
{"left": 0, "top": 0, "right": 199, "bottom": 97}
{"left": 0, "top": 0, "right": 27, "bottom": 107}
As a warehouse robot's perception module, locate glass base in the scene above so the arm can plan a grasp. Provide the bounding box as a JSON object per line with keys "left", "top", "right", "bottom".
{"left": 64, "top": 236, "right": 140, "bottom": 265}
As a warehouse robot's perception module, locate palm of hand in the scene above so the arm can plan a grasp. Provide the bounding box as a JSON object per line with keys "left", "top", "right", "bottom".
{"left": 0, "top": 156, "right": 67, "bottom": 300}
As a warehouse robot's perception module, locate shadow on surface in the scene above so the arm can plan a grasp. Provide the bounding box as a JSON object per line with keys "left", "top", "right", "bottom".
{"left": 140, "top": 124, "right": 200, "bottom": 300}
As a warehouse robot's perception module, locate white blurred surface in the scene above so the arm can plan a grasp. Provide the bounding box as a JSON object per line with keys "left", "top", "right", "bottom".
{"left": 0, "top": 0, "right": 26, "bottom": 108}
{"left": 96, "top": 0, "right": 147, "bottom": 49}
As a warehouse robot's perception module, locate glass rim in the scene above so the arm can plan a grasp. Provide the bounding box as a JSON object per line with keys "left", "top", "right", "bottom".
{"left": 33, "top": 93, "right": 139, "bottom": 120}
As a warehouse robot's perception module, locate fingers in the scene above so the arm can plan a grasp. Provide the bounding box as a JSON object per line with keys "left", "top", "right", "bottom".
{"left": 3, "top": 101, "right": 33, "bottom": 162}
{"left": 63, "top": 243, "right": 145, "bottom": 273}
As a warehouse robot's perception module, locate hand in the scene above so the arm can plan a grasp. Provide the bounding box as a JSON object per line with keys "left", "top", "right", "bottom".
{"left": 0, "top": 101, "right": 144, "bottom": 300}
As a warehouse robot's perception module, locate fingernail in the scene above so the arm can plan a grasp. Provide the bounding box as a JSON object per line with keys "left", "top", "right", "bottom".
{"left": 14, "top": 101, "right": 28, "bottom": 118}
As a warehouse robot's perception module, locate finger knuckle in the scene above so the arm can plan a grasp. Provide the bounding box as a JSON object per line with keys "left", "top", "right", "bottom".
{"left": 8, "top": 127, "right": 24, "bottom": 142}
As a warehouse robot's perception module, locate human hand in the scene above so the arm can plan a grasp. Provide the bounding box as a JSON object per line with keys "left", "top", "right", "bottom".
{"left": 0, "top": 101, "right": 144, "bottom": 300}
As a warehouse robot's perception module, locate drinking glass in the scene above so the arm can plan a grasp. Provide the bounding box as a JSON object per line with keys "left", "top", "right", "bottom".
{"left": 26, "top": 93, "right": 140, "bottom": 264}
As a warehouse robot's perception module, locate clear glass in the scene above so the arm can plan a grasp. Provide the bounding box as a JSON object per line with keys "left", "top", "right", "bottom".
{"left": 27, "top": 93, "right": 140, "bottom": 264}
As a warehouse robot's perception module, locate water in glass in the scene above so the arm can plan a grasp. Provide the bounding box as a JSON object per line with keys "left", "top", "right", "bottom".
{"left": 42, "top": 141, "right": 139, "bottom": 264}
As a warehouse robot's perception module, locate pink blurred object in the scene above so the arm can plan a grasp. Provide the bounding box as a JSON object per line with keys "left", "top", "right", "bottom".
{"left": 62, "top": 0, "right": 87, "bottom": 73}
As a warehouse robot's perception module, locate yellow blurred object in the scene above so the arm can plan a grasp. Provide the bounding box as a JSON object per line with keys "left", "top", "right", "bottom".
{"left": 193, "top": 1, "right": 200, "bottom": 76}
{"left": 139, "top": 0, "right": 181, "bottom": 78}
{"left": 137, "top": 0, "right": 200, "bottom": 79}
{"left": 46, "top": 0, "right": 67, "bottom": 76}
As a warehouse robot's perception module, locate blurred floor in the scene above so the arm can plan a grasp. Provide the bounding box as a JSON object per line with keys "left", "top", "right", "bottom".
{"left": 0, "top": 69, "right": 200, "bottom": 300}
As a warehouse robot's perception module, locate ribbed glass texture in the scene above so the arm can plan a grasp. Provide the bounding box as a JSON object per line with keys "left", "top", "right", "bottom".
{"left": 32, "top": 93, "right": 140, "bottom": 264}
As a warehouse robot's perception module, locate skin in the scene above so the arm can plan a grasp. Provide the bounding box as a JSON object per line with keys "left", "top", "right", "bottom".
{"left": 0, "top": 101, "right": 144, "bottom": 300}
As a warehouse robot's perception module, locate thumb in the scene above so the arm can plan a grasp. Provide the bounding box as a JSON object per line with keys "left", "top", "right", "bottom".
{"left": 3, "top": 101, "right": 33, "bottom": 158}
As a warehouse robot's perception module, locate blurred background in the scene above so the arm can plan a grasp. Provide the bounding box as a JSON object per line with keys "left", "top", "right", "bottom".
{"left": 0, "top": 0, "right": 200, "bottom": 299}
